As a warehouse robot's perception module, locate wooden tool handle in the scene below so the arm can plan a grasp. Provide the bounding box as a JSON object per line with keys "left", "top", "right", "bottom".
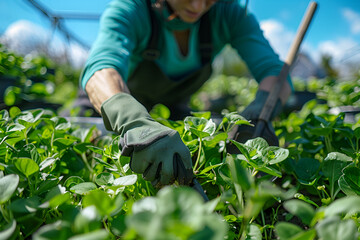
{"left": 253, "top": 1, "right": 318, "bottom": 138}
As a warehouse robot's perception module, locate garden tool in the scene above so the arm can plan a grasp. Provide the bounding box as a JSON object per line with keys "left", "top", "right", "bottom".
{"left": 234, "top": 1, "right": 318, "bottom": 146}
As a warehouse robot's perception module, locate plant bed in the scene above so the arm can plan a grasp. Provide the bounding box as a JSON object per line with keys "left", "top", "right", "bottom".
{"left": 1, "top": 103, "right": 360, "bottom": 239}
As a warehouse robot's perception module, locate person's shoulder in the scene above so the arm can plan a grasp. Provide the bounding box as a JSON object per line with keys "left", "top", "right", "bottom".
{"left": 211, "top": 1, "right": 245, "bottom": 12}
{"left": 102, "top": 0, "right": 148, "bottom": 23}
{"left": 105, "top": 0, "right": 147, "bottom": 15}
{"left": 108, "top": 0, "right": 146, "bottom": 7}
{"left": 210, "top": 1, "right": 255, "bottom": 27}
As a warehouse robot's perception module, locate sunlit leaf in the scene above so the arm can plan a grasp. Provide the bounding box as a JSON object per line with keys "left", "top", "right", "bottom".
{"left": 0, "top": 220, "right": 17, "bottom": 240}
{"left": 0, "top": 174, "right": 19, "bottom": 204}
{"left": 15, "top": 157, "right": 39, "bottom": 178}
{"left": 70, "top": 182, "right": 97, "bottom": 195}
{"left": 283, "top": 200, "right": 315, "bottom": 225}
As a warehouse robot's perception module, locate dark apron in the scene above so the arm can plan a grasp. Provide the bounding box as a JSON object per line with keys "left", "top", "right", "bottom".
{"left": 126, "top": 0, "right": 213, "bottom": 120}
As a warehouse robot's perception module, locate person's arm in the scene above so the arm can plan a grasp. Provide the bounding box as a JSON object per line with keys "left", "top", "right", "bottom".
{"left": 85, "top": 68, "right": 130, "bottom": 114}
{"left": 85, "top": 68, "right": 193, "bottom": 187}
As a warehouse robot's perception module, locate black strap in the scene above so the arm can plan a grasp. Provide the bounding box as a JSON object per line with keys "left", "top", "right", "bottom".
{"left": 199, "top": 12, "right": 212, "bottom": 65}
{"left": 142, "top": 0, "right": 212, "bottom": 65}
{"left": 142, "top": 0, "right": 161, "bottom": 60}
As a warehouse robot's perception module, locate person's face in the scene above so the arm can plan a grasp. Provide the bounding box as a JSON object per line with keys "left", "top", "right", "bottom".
{"left": 166, "top": 0, "right": 217, "bottom": 23}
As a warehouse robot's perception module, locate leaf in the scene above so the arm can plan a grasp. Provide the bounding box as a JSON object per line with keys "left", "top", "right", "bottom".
{"left": 191, "top": 111, "right": 211, "bottom": 120}
{"left": 199, "top": 163, "right": 223, "bottom": 175}
{"left": 307, "top": 126, "right": 332, "bottom": 136}
{"left": 283, "top": 200, "right": 315, "bottom": 225}
{"left": 354, "top": 127, "right": 360, "bottom": 139}
{"left": 14, "top": 157, "right": 39, "bottom": 178}
{"left": 324, "top": 196, "right": 360, "bottom": 216}
{"left": 316, "top": 216, "right": 358, "bottom": 240}
{"left": 95, "top": 173, "right": 115, "bottom": 186}
{"left": 267, "top": 147, "right": 289, "bottom": 165}
{"left": 245, "top": 137, "right": 269, "bottom": 154}
{"left": 6, "top": 123, "right": 25, "bottom": 132}
{"left": 82, "top": 189, "right": 114, "bottom": 216}
{"left": 70, "top": 182, "right": 97, "bottom": 195}
{"left": 323, "top": 152, "right": 352, "bottom": 181}
{"left": 113, "top": 175, "right": 138, "bottom": 186}
{"left": 0, "top": 109, "right": 9, "bottom": 121}
{"left": 9, "top": 196, "right": 40, "bottom": 213}
{"left": 9, "top": 106, "right": 21, "bottom": 118}
{"left": 73, "top": 206, "right": 101, "bottom": 233}
{"left": 227, "top": 154, "right": 252, "bottom": 191}
{"left": 256, "top": 165, "right": 282, "bottom": 178}
{"left": 289, "top": 230, "right": 316, "bottom": 240}
{"left": 0, "top": 220, "right": 17, "bottom": 240}
{"left": 47, "top": 192, "right": 71, "bottom": 209}
{"left": 73, "top": 142, "right": 92, "bottom": 154}
{"left": 86, "top": 145, "right": 103, "bottom": 155}
{"left": 184, "top": 117, "right": 215, "bottom": 138}
{"left": 0, "top": 174, "right": 19, "bottom": 204}
{"left": 203, "top": 132, "right": 228, "bottom": 148}
{"left": 39, "top": 157, "right": 58, "bottom": 171}
{"left": 341, "top": 166, "right": 360, "bottom": 195}
{"left": 229, "top": 140, "right": 251, "bottom": 160}
{"left": 338, "top": 175, "right": 357, "bottom": 196}
{"left": 290, "top": 158, "right": 320, "bottom": 184}
{"left": 149, "top": 104, "right": 171, "bottom": 119}
{"left": 53, "top": 138, "right": 76, "bottom": 148}
{"left": 224, "top": 112, "right": 252, "bottom": 126}
{"left": 275, "top": 222, "right": 303, "bottom": 240}
{"left": 245, "top": 224, "right": 262, "bottom": 240}
{"left": 55, "top": 122, "right": 71, "bottom": 131}
{"left": 64, "top": 176, "right": 85, "bottom": 189}
{"left": 32, "top": 221, "right": 71, "bottom": 240}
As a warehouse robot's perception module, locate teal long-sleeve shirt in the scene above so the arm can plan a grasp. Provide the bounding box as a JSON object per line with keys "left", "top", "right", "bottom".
{"left": 81, "top": 0, "right": 290, "bottom": 92}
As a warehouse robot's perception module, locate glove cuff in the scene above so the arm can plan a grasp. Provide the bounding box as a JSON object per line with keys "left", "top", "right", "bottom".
{"left": 101, "top": 92, "right": 151, "bottom": 134}
{"left": 242, "top": 90, "right": 283, "bottom": 121}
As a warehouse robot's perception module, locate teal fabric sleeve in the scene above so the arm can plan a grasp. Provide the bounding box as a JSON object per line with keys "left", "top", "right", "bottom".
{"left": 80, "top": 0, "right": 150, "bottom": 90}
{"left": 209, "top": 2, "right": 293, "bottom": 90}
{"left": 80, "top": 0, "right": 293, "bottom": 91}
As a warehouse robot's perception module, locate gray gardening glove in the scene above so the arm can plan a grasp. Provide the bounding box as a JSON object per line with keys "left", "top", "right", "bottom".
{"left": 101, "top": 93, "right": 193, "bottom": 186}
{"left": 234, "top": 90, "right": 283, "bottom": 146}
{"left": 241, "top": 90, "right": 283, "bottom": 121}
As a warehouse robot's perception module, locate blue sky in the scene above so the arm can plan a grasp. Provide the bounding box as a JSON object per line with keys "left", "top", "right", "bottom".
{"left": 1, "top": 0, "right": 360, "bottom": 67}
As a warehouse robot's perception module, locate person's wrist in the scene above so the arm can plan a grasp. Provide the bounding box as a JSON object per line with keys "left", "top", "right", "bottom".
{"left": 100, "top": 92, "right": 151, "bottom": 133}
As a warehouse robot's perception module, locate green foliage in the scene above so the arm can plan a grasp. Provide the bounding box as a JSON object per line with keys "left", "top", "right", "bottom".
{"left": 0, "top": 43, "right": 80, "bottom": 113}
{"left": 2, "top": 49, "right": 360, "bottom": 239}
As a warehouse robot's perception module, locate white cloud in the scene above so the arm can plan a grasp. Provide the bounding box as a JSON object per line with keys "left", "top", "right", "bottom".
{"left": 0, "top": 20, "right": 88, "bottom": 69}
{"left": 259, "top": 19, "right": 360, "bottom": 79}
{"left": 342, "top": 8, "right": 360, "bottom": 35}
{"left": 260, "top": 19, "right": 295, "bottom": 61}
{"left": 318, "top": 38, "right": 360, "bottom": 61}
{"left": 317, "top": 38, "right": 360, "bottom": 79}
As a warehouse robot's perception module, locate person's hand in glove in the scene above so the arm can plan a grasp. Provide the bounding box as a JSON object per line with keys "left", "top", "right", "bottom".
{"left": 101, "top": 92, "right": 194, "bottom": 187}
{"left": 233, "top": 90, "right": 283, "bottom": 146}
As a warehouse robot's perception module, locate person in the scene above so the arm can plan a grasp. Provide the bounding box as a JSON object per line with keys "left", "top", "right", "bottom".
{"left": 80, "top": 0, "right": 292, "bottom": 187}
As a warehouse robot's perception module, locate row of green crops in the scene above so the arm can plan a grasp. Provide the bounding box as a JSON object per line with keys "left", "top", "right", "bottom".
{"left": 1, "top": 96, "right": 360, "bottom": 239}
{"left": 0, "top": 43, "right": 81, "bottom": 115}
{"left": 2, "top": 43, "right": 360, "bottom": 239}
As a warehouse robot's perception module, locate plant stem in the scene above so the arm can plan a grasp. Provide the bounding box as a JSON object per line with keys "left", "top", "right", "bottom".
{"left": 261, "top": 210, "right": 268, "bottom": 240}
{"left": 324, "top": 135, "right": 333, "bottom": 153}
{"left": 81, "top": 153, "right": 94, "bottom": 181}
{"left": 193, "top": 138, "right": 203, "bottom": 172}
{"left": 0, "top": 204, "right": 11, "bottom": 223}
